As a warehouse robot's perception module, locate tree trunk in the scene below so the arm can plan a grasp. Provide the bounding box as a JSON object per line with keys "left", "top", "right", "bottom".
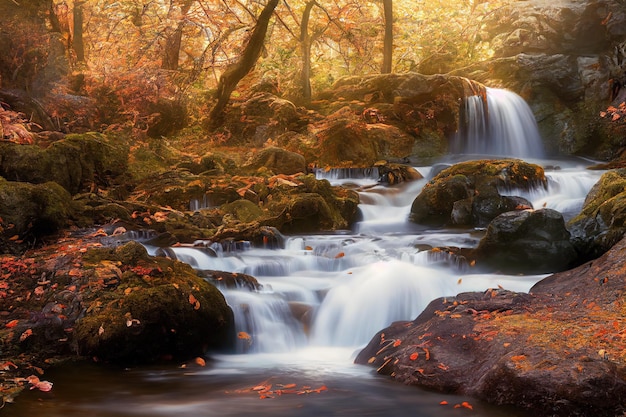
{"left": 162, "top": 0, "right": 194, "bottom": 70}
{"left": 299, "top": 1, "right": 316, "bottom": 103}
{"left": 208, "top": 0, "right": 279, "bottom": 127}
{"left": 381, "top": 0, "right": 393, "bottom": 73}
{"left": 73, "top": 1, "right": 85, "bottom": 62}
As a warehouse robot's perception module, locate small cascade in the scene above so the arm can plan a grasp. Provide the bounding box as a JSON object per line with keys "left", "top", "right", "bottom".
{"left": 499, "top": 168, "right": 604, "bottom": 221}
{"left": 189, "top": 194, "right": 216, "bottom": 211}
{"left": 314, "top": 167, "right": 381, "bottom": 188}
{"left": 224, "top": 289, "right": 307, "bottom": 353}
{"left": 453, "top": 86, "right": 545, "bottom": 158}
{"left": 310, "top": 261, "right": 453, "bottom": 346}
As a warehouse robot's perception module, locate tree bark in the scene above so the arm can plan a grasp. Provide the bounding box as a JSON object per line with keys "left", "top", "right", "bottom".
{"left": 299, "top": 1, "right": 316, "bottom": 103}
{"left": 208, "top": 0, "right": 279, "bottom": 127}
{"left": 162, "top": 0, "right": 195, "bottom": 70}
{"left": 381, "top": 0, "right": 393, "bottom": 73}
{"left": 73, "top": 1, "right": 86, "bottom": 62}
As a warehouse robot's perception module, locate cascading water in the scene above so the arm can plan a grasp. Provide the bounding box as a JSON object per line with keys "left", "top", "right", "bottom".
{"left": 452, "top": 87, "right": 545, "bottom": 158}
{"left": 12, "top": 87, "right": 606, "bottom": 417}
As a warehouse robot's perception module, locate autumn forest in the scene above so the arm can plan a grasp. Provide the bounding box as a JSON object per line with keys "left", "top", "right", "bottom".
{"left": 2, "top": 1, "right": 626, "bottom": 416}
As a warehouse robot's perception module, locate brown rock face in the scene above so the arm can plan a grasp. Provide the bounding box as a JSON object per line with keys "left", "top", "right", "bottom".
{"left": 356, "top": 236, "right": 626, "bottom": 417}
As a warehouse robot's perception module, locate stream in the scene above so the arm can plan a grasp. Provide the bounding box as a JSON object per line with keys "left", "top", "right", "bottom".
{"left": 8, "top": 89, "right": 606, "bottom": 417}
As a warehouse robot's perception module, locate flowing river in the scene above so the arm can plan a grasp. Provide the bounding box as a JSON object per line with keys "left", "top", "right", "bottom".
{"left": 9, "top": 89, "right": 606, "bottom": 417}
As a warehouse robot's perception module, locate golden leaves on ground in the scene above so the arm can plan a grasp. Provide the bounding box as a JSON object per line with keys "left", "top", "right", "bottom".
{"left": 226, "top": 379, "right": 328, "bottom": 399}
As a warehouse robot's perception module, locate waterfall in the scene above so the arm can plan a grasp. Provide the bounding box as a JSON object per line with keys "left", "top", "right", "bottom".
{"left": 452, "top": 87, "right": 545, "bottom": 158}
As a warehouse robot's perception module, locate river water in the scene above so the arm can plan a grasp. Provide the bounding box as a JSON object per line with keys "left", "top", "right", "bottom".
{"left": 8, "top": 90, "right": 605, "bottom": 417}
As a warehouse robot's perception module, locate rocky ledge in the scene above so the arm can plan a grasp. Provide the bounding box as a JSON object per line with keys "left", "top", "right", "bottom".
{"left": 356, "top": 236, "right": 626, "bottom": 417}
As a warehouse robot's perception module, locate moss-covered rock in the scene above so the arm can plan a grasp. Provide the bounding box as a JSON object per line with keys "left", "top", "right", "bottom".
{"left": 74, "top": 241, "right": 233, "bottom": 364}
{"left": 410, "top": 159, "right": 544, "bottom": 226}
{"left": 0, "top": 178, "right": 74, "bottom": 253}
{"left": 0, "top": 132, "right": 129, "bottom": 194}
{"left": 244, "top": 147, "right": 307, "bottom": 175}
{"left": 568, "top": 168, "right": 626, "bottom": 261}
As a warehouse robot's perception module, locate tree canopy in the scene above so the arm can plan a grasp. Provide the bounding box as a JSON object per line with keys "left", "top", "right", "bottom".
{"left": 0, "top": 0, "right": 509, "bottom": 131}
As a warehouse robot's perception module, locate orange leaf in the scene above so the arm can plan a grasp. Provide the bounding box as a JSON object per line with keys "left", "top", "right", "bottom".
{"left": 461, "top": 401, "right": 473, "bottom": 410}
{"left": 511, "top": 355, "right": 526, "bottom": 362}
{"left": 423, "top": 348, "right": 430, "bottom": 360}
{"left": 5, "top": 319, "right": 19, "bottom": 328}
{"left": 439, "top": 400, "right": 448, "bottom": 405}
{"left": 334, "top": 252, "right": 345, "bottom": 259}
{"left": 19, "top": 328, "right": 33, "bottom": 342}
{"left": 410, "top": 352, "right": 419, "bottom": 361}
{"left": 393, "top": 339, "right": 402, "bottom": 347}
{"left": 195, "top": 357, "right": 206, "bottom": 367}
{"left": 189, "top": 294, "right": 201, "bottom": 310}
{"left": 238, "top": 331, "right": 251, "bottom": 340}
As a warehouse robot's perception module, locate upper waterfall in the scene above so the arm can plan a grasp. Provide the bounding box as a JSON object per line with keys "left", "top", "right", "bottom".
{"left": 451, "top": 87, "right": 545, "bottom": 158}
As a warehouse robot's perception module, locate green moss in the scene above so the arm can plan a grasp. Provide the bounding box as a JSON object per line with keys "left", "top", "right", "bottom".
{"left": 75, "top": 242, "right": 233, "bottom": 364}
{"left": 221, "top": 199, "right": 264, "bottom": 223}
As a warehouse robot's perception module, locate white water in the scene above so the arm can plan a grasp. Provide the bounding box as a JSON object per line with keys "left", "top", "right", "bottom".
{"left": 156, "top": 89, "right": 605, "bottom": 360}
{"left": 13, "top": 88, "right": 605, "bottom": 417}
{"left": 452, "top": 87, "right": 545, "bottom": 158}
{"left": 146, "top": 162, "right": 603, "bottom": 354}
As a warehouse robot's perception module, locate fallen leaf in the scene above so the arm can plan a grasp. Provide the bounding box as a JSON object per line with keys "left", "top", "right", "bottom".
{"left": 393, "top": 339, "right": 402, "bottom": 347}
{"left": 439, "top": 400, "right": 448, "bottom": 405}
{"left": 195, "top": 357, "right": 206, "bottom": 367}
{"left": 19, "top": 329, "right": 33, "bottom": 342}
{"left": 461, "top": 401, "right": 473, "bottom": 410}
{"left": 189, "top": 293, "right": 201, "bottom": 310}
{"left": 334, "top": 252, "right": 345, "bottom": 259}
{"left": 410, "top": 352, "right": 419, "bottom": 361}
{"left": 5, "top": 319, "right": 19, "bottom": 328}
{"left": 238, "top": 331, "right": 251, "bottom": 340}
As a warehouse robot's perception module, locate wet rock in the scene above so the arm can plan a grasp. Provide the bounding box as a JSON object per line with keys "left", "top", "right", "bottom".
{"left": 568, "top": 168, "right": 626, "bottom": 261}
{"left": 410, "top": 159, "right": 545, "bottom": 227}
{"left": 74, "top": 242, "right": 233, "bottom": 364}
{"left": 375, "top": 161, "right": 423, "bottom": 185}
{"left": 200, "top": 270, "right": 261, "bottom": 292}
{"left": 356, "top": 236, "right": 626, "bottom": 416}
{"left": 472, "top": 208, "right": 578, "bottom": 274}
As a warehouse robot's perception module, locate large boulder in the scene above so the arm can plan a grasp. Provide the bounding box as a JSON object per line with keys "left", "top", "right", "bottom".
{"left": 568, "top": 168, "right": 626, "bottom": 261}
{"left": 0, "top": 178, "right": 74, "bottom": 254}
{"left": 244, "top": 147, "right": 307, "bottom": 175}
{"left": 472, "top": 208, "right": 578, "bottom": 274}
{"left": 0, "top": 132, "right": 129, "bottom": 194}
{"left": 355, "top": 236, "right": 626, "bottom": 417}
{"left": 74, "top": 241, "right": 233, "bottom": 364}
{"left": 410, "top": 159, "right": 544, "bottom": 226}
{"left": 311, "top": 73, "right": 477, "bottom": 164}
